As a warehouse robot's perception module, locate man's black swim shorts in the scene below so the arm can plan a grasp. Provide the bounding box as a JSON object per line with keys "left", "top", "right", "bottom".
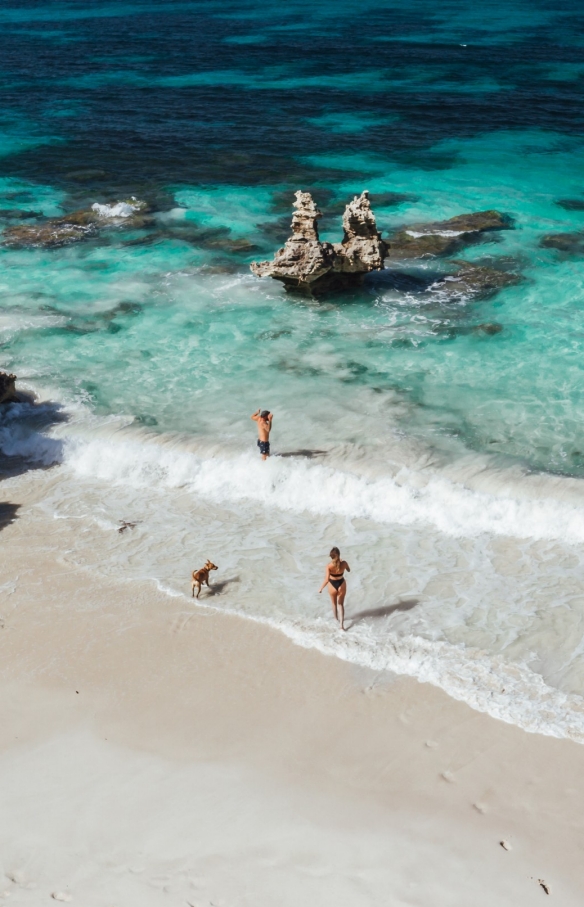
{"left": 257, "top": 439, "right": 270, "bottom": 456}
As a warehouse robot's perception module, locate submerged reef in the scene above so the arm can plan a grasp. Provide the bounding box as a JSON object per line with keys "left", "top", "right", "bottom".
{"left": 0, "top": 372, "right": 17, "bottom": 405}
{"left": 251, "top": 190, "right": 387, "bottom": 294}
{"left": 539, "top": 232, "right": 584, "bottom": 254}
{"left": 431, "top": 260, "right": 522, "bottom": 299}
{"left": 2, "top": 199, "right": 149, "bottom": 249}
{"left": 385, "top": 211, "right": 511, "bottom": 260}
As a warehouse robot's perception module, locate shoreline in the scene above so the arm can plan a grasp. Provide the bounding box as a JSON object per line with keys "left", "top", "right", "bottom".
{"left": 1, "top": 470, "right": 584, "bottom": 903}
{"left": 4, "top": 451, "right": 584, "bottom": 744}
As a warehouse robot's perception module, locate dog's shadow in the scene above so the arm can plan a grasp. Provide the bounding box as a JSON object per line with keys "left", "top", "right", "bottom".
{"left": 208, "top": 575, "right": 241, "bottom": 595}
{"left": 346, "top": 598, "right": 419, "bottom": 630}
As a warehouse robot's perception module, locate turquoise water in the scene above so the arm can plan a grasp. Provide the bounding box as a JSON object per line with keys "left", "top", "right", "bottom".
{"left": 3, "top": 0, "right": 584, "bottom": 739}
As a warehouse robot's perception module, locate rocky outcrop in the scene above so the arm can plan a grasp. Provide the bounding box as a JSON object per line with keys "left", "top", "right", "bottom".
{"left": 385, "top": 210, "right": 510, "bottom": 260}
{"left": 3, "top": 199, "right": 149, "bottom": 249}
{"left": 332, "top": 191, "right": 387, "bottom": 274}
{"left": 251, "top": 191, "right": 387, "bottom": 294}
{"left": 251, "top": 196, "right": 517, "bottom": 293}
{"left": 3, "top": 209, "right": 99, "bottom": 248}
{"left": 0, "top": 372, "right": 17, "bottom": 404}
{"left": 251, "top": 191, "right": 336, "bottom": 292}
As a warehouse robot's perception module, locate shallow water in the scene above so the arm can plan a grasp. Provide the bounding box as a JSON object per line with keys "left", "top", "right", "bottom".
{"left": 3, "top": 0, "right": 584, "bottom": 739}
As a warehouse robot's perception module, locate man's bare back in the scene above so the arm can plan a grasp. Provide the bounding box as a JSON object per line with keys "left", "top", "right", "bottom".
{"left": 251, "top": 409, "right": 273, "bottom": 460}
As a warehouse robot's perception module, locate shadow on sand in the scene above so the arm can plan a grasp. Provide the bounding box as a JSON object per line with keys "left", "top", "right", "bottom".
{"left": 0, "top": 502, "right": 19, "bottom": 531}
{"left": 209, "top": 576, "right": 241, "bottom": 595}
{"left": 346, "top": 598, "right": 419, "bottom": 629}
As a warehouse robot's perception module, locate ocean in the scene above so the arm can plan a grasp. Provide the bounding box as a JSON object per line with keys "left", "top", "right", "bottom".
{"left": 3, "top": 0, "right": 584, "bottom": 740}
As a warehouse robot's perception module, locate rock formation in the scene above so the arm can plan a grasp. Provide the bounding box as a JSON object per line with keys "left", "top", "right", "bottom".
{"left": 0, "top": 372, "right": 17, "bottom": 405}
{"left": 2, "top": 199, "right": 149, "bottom": 249}
{"left": 251, "top": 191, "right": 387, "bottom": 294}
{"left": 385, "top": 210, "right": 510, "bottom": 260}
{"left": 332, "top": 191, "right": 387, "bottom": 274}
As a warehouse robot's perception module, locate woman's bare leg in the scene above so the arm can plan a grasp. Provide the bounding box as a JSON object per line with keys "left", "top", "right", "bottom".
{"left": 338, "top": 584, "right": 347, "bottom": 630}
{"left": 327, "top": 586, "right": 339, "bottom": 621}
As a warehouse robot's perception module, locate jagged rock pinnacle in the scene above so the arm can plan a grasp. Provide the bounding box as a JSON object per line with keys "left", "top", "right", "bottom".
{"left": 251, "top": 190, "right": 387, "bottom": 294}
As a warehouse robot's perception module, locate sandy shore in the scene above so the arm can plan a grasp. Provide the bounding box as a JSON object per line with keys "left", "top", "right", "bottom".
{"left": 1, "top": 472, "right": 584, "bottom": 905}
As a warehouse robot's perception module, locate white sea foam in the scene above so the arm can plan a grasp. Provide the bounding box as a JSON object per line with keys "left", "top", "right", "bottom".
{"left": 405, "top": 229, "right": 466, "bottom": 237}
{"left": 57, "top": 431, "right": 584, "bottom": 545}
{"left": 5, "top": 404, "right": 584, "bottom": 545}
{"left": 0, "top": 312, "right": 66, "bottom": 338}
{"left": 91, "top": 198, "right": 142, "bottom": 218}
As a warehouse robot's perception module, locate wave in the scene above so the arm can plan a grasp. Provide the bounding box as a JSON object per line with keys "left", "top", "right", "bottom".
{"left": 4, "top": 395, "right": 584, "bottom": 544}
{"left": 40, "top": 425, "right": 584, "bottom": 545}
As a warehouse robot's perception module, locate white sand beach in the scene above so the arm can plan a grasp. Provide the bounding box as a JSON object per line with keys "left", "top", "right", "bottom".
{"left": 1, "top": 472, "right": 584, "bottom": 906}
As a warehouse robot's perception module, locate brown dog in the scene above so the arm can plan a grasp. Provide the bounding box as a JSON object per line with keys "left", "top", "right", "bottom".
{"left": 191, "top": 560, "right": 218, "bottom": 598}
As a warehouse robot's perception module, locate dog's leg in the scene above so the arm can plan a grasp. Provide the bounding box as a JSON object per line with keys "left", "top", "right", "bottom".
{"left": 196, "top": 582, "right": 201, "bottom": 599}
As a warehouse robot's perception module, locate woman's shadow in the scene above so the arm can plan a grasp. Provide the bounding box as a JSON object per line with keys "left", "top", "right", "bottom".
{"left": 346, "top": 598, "right": 419, "bottom": 630}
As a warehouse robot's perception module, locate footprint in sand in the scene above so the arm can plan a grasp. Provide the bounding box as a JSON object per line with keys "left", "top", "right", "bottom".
{"left": 6, "top": 872, "right": 25, "bottom": 886}
{"left": 169, "top": 613, "right": 196, "bottom": 635}
{"left": 51, "top": 893, "right": 72, "bottom": 902}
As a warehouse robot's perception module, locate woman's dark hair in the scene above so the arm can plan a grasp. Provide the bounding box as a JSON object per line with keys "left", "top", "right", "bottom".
{"left": 330, "top": 547, "right": 341, "bottom": 563}
{"left": 260, "top": 410, "right": 270, "bottom": 419}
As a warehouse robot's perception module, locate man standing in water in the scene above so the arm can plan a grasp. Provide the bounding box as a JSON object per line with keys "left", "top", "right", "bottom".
{"left": 251, "top": 408, "right": 273, "bottom": 460}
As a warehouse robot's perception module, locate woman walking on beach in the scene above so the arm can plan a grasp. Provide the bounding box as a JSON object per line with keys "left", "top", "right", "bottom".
{"left": 319, "top": 547, "right": 350, "bottom": 631}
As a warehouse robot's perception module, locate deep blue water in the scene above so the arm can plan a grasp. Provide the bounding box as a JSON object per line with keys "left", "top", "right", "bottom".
{"left": 1, "top": 0, "right": 584, "bottom": 191}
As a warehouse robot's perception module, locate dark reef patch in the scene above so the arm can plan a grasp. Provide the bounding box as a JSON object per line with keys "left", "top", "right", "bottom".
{"left": 555, "top": 198, "right": 584, "bottom": 211}
{"left": 540, "top": 232, "right": 584, "bottom": 253}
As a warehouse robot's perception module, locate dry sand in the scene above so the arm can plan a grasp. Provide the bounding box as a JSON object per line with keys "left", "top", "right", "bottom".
{"left": 1, "top": 474, "right": 584, "bottom": 905}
